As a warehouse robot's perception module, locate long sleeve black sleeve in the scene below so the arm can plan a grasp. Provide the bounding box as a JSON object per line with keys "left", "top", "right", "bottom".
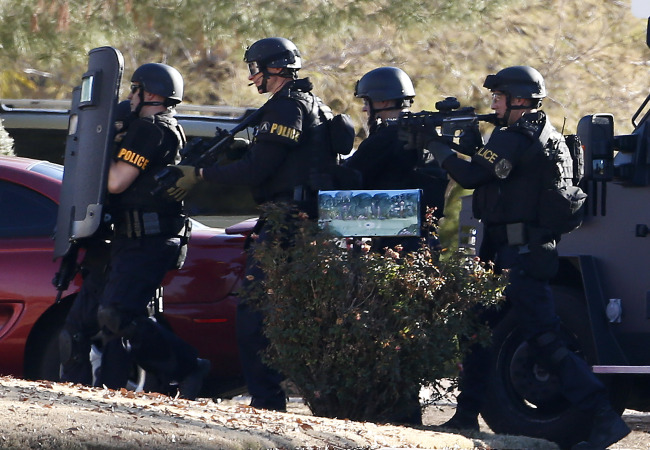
{"left": 201, "top": 140, "right": 289, "bottom": 187}
{"left": 441, "top": 154, "right": 494, "bottom": 189}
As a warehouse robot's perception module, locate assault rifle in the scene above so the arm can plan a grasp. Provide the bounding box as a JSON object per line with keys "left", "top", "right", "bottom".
{"left": 152, "top": 107, "right": 263, "bottom": 195}
{"left": 398, "top": 97, "right": 497, "bottom": 154}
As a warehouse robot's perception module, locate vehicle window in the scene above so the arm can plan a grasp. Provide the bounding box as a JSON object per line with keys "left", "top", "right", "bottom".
{"left": 8, "top": 128, "right": 67, "bottom": 165}
{"left": 28, "top": 161, "right": 64, "bottom": 181}
{"left": 0, "top": 180, "right": 57, "bottom": 238}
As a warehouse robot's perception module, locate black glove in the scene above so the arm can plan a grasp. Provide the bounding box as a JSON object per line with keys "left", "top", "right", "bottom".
{"left": 165, "top": 165, "right": 201, "bottom": 201}
{"left": 457, "top": 122, "right": 484, "bottom": 156}
{"left": 425, "top": 140, "right": 454, "bottom": 164}
{"left": 400, "top": 127, "right": 438, "bottom": 153}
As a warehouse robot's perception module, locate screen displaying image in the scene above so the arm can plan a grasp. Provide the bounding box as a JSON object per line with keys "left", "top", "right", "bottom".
{"left": 318, "top": 189, "right": 421, "bottom": 237}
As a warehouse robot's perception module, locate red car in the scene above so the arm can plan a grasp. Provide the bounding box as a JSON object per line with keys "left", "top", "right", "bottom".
{"left": 0, "top": 155, "right": 252, "bottom": 397}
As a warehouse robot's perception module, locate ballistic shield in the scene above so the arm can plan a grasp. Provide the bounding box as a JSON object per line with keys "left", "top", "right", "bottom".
{"left": 53, "top": 46, "right": 124, "bottom": 260}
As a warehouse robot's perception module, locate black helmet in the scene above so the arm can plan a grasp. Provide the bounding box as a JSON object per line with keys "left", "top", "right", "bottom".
{"left": 243, "top": 37, "right": 302, "bottom": 70}
{"left": 131, "top": 63, "right": 183, "bottom": 105}
{"left": 483, "top": 65, "right": 546, "bottom": 99}
{"left": 354, "top": 67, "right": 415, "bottom": 102}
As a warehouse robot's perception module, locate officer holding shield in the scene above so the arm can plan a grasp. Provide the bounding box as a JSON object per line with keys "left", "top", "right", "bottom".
{"left": 60, "top": 63, "right": 209, "bottom": 399}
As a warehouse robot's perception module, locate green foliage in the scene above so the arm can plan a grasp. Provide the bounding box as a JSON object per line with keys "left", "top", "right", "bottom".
{"left": 243, "top": 203, "right": 505, "bottom": 422}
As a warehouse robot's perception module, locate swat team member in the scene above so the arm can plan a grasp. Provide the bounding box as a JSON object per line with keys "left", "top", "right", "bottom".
{"left": 344, "top": 67, "right": 448, "bottom": 254}
{"left": 58, "top": 100, "right": 142, "bottom": 385}
{"left": 423, "top": 66, "right": 629, "bottom": 449}
{"left": 94, "top": 63, "right": 209, "bottom": 399}
{"left": 166, "top": 37, "right": 338, "bottom": 411}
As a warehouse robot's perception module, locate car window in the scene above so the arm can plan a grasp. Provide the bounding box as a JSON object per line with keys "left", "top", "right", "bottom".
{"left": 28, "top": 161, "right": 64, "bottom": 181}
{"left": 0, "top": 180, "right": 57, "bottom": 238}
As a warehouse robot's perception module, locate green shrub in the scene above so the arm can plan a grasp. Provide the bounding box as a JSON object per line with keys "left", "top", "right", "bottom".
{"left": 244, "top": 203, "right": 506, "bottom": 422}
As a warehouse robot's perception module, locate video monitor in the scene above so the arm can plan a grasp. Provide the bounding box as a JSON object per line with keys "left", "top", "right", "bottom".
{"left": 318, "top": 189, "right": 421, "bottom": 237}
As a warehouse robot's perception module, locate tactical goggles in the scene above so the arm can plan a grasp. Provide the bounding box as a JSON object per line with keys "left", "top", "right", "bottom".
{"left": 130, "top": 84, "right": 141, "bottom": 94}
{"left": 247, "top": 61, "right": 262, "bottom": 76}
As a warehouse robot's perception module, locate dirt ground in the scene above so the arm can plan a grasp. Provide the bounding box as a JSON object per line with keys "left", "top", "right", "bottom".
{"left": 0, "top": 375, "right": 648, "bottom": 449}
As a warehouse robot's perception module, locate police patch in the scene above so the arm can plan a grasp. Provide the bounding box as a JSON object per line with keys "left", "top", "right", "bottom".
{"left": 494, "top": 158, "right": 513, "bottom": 179}
{"left": 258, "top": 121, "right": 271, "bottom": 133}
{"left": 268, "top": 122, "right": 301, "bottom": 142}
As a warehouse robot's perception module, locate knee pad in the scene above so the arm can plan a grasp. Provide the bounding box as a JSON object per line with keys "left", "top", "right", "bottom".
{"left": 530, "top": 331, "right": 570, "bottom": 368}
{"left": 97, "top": 305, "right": 136, "bottom": 339}
{"left": 59, "top": 329, "right": 90, "bottom": 365}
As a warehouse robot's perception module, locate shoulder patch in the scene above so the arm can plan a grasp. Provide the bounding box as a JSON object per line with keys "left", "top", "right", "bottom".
{"left": 494, "top": 158, "right": 512, "bottom": 179}
{"left": 258, "top": 121, "right": 271, "bottom": 133}
{"left": 257, "top": 120, "right": 301, "bottom": 143}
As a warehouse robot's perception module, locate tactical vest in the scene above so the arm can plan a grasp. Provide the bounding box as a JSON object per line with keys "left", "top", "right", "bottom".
{"left": 474, "top": 112, "right": 586, "bottom": 238}
{"left": 472, "top": 114, "right": 546, "bottom": 226}
{"left": 252, "top": 83, "right": 334, "bottom": 205}
{"left": 109, "top": 112, "right": 186, "bottom": 217}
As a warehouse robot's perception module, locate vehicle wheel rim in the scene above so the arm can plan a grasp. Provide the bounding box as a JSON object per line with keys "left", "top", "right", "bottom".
{"left": 501, "top": 332, "right": 571, "bottom": 417}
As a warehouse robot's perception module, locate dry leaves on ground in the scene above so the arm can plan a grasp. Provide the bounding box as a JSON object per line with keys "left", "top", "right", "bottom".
{"left": 0, "top": 375, "right": 561, "bottom": 449}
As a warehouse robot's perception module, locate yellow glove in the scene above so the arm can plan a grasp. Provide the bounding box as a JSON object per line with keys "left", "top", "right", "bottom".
{"left": 166, "top": 165, "right": 201, "bottom": 201}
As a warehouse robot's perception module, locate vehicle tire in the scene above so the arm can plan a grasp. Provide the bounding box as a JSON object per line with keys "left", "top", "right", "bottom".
{"left": 32, "top": 324, "right": 64, "bottom": 381}
{"left": 480, "top": 286, "right": 601, "bottom": 449}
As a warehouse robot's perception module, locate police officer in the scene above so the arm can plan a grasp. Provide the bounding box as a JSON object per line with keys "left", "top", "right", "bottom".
{"left": 166, "top": 37, "right": 339, "bottom": 411}
{"left": 344, "top": 67, "right": 448, "bottom": 254}
{"left": 58, "top": 100, "right": 140, "bottom": 386}
{"left": 424, "top": 66, "right": 629, "bottom": 449}
{"left": 72, "top": 63, "right": 208, "bottom": 399}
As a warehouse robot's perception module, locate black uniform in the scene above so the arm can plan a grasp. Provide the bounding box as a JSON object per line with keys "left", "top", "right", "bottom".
{"left": 61, "top": 111, "right": 201, "bottom": 390}
{"left": 202, "top": 77, "right": 333, "bottom": 410}
{"left": 343, "top": 120, "right": 448, "bottom": 252}
{"left": 439, "top": 111, "right": 609, "bottom": 422}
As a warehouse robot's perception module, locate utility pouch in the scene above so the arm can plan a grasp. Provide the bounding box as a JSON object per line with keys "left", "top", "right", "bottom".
{"left": 506, "top": 222, "right": 527, "bottom": 246}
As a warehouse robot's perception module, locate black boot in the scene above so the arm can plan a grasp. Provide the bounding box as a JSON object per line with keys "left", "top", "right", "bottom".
{"left": 250, "top": 391, "right": 287, "bottom": 412}
{"left": 571, "top": 406, "right": 630, "bottom": 449}
{"left": 179, "top": 358, "right": 211, "bottom": 401}
{"left": 440, "top": 408, "right": 480, "bottom": 431}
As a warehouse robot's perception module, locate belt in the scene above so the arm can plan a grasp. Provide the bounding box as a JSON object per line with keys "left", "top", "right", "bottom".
{"left": 114, "top": 210, "right": 186, "bottom": 238}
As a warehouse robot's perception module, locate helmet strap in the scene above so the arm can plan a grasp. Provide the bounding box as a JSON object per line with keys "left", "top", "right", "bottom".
{"left": 502, "top": 94, "right": 531, "bottom": 126}
{"left": 134, "top": 89, "right": 167, "bottom": 116}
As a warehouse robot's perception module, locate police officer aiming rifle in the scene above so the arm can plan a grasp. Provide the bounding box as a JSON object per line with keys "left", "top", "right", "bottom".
{"left": 421, "top": 65, "right": 629, "bottom": 450}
